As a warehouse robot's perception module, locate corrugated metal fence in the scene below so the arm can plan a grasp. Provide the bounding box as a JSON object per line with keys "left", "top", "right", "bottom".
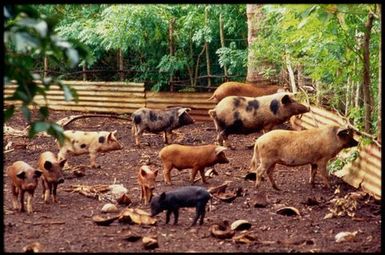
{"left": 3, "top": 81, "right": 215, "bottom": 121}
{"left": 291, "top": 106, "right": 381, "bottom": 199}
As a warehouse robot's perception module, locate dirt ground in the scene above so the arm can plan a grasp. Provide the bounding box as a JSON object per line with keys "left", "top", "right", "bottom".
{"left": 3, "top": 109, "right": 381, "bottom": 253}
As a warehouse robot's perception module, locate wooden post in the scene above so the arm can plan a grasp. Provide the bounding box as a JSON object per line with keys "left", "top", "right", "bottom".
{"left": 169, "top": 18, "right": 175, "bottom": 92}
{"left": 205, "top": 7, "right": 212, "bottom": 89}
{"left": 43, "top": 55, "right": 48, "bottom": 79}
{"left": 219, "top": 13, "right": 228, "bottom": 82}
{"left": 118, "top": 49, "right": 124, "bottom": 81}
{"left": 82, "top": 62, "right": 87, "bottom": 81}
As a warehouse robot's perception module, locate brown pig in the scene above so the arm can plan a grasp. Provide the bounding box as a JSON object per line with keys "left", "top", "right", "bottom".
{"left": 137, "top": 165, "right": 158, "bottom": 205}
{"left": 208, "top": 93, "right": 309, "bottom": 147}
{"left": 159, "top": 144, "right": 229, "bottom": 185}
{"left": 7, "top": 161, "right": 43, "bottom": 213}
{"left": 208, "top": 82, "right": 286, "bottom": 103}
{"left": 250, "top": 125, "right": 359, "bottom": 190}
{"left": 38, "top": 151, "right": 67, "bottom": 203}
{"left": 57, "top": 130, "right": 123, "bottom": 168}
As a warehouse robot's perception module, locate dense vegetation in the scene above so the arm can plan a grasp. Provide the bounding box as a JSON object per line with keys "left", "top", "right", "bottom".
{"left": 4, "top": 4, "right": 381, "bottom": 142}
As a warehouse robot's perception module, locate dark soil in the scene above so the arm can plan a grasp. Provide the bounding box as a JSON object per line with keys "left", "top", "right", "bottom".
{"left": 3, "top": 109, "right": 381, "bottom": 252}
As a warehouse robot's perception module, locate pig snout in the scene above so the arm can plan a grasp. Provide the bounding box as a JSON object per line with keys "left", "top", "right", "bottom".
{"left": 57, "top": 177, "right": 65, "bottom": 184}
{"left": 348, "top": 138, "right": 359, "bottom": 147}
{"left": 25, "top": 183, "right": 37, "bottom": 191}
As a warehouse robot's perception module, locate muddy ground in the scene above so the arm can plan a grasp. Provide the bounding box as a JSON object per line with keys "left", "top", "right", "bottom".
{"left": 2, "top": 109, "right": 381, "bottom": 253}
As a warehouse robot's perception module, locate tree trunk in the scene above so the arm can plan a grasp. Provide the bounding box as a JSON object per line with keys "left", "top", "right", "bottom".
{"left": 345, "top": 77, "right": 351, "bottom": 115}
{"left": 246, "top": 4, "right": 262, "bottom": 83}
{"left": 297, "top": 64, "right": 304, "bottom": 88}
{"left": 205, "top": 7, "right": 212, "bottom": 89}
{"left": 362, "top": 12, "right": 374, "bottom": 132}
{"left": 118, "top": 49, "right": 124, "bottom": 81}
{"left": 188, "top": 32, "right": 194, "bottom": 87}
{"left": 219, "top": 13, "right": 228, "bottom": 82}
{"left": 82, "top": 62, "right": 87, "bottom": 81}
{"left": 169, "top": 18, "right": 175, "bottom": 92}
{"left": 377, "top": 4, "right": 381, "bottom": 142}
{"left": 43, "top": 55, "right": 48, "bottom": 79}
{"left": 286, "top": 55, "right": 297, "bottom": 93}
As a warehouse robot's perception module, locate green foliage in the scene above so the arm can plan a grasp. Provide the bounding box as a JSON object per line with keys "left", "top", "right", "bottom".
{"left": 216, "top": 42, "right": 247, "bottom": 75}
{"left": 251, "top": 4, "right": 380, "bottom": 135}
{"left": 327, "top": 149, "right": 359, "bottom": 174}
{"left": 4, "top": 5, "right": 88, "bottom": 144}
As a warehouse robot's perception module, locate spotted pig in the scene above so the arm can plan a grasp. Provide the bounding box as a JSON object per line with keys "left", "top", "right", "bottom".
{"left": 57, "top": 130, "right": 123, "bottom": 168}
{"left": 131, "top": 107, "right": 194, "bottom": 146}
{"left": 208, "top": 93, "right": 309, "bottom": 147}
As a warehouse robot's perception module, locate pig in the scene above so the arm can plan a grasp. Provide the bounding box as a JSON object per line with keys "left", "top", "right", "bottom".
{"left": 250, "top": 125, "right": 359, "bottom": 190}
{"left": 138, "top": 165, "right": 158, "bottom": 205}
{"left": 159, "top": 144, "right": 229, "bottom": 185}
{"left": 6, "top": 161, "right": 43, "bottom": 213}
{"left": 37, "top": 151, "right": 67, "bottom": 203}
{"left": 131, "top": 107, "right": 194, "bottom": 146}
{"left": 150, "top": 186, "right": 211, "bottom": 226}
{"left": 208, "top": 93, "right": 310, "bottom": 147}
{"left": 57, "top": 130, "right": 123, "bottom": 168}
{"left": 208, "top": 81, "right": 286, "bottom": 103}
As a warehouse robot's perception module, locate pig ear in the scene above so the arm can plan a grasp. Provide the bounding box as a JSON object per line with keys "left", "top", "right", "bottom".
{"left": 159, "top": 192, "right": 166, "bottom": 201}
{"left": 16, "top": 170, "right": 26, "bottom": 179}
{"left": 34, "top": 170, "right": 43, "bottom": 178}
{"left": 215, "top": 146, "right": 227, "bottom": 155}
{"left": 281, "top": 94, "right": 292, "bottom": 105}
{"left": 140, "top": 167, "right": 147, "bottom": 176}
{"left": 59, "top": 159, "right": 67, "bottom": 168}
{"left": 44, "top": 161, "right": 53, "bottom": 171}
{"left": 107, "top": 131, "right": 116, "bottom": 141}
{"left": 177, "top": 108, "right": 190, "bottom": 116}
{"left": 337, "top": 128, "right": 350, "bottom": 137}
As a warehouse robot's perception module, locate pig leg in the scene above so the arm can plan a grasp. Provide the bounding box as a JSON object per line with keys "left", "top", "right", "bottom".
{"left": 19, "top": 189, "right": 25, "bottom": 212}
{"left": 165, "top": 210, "right": 172, "bottom": 224}
{"left": 134, "top": 126, "right": 144, "bottom": 146}
{"left": 162, "top": 163, "right": 173, "bottom": 185}
{"left": 89, "top": 151, "right": 100, "bottom": 168}
{"left": 198, "top": 168, "right": 208, "bottom": 184}
{"left": 26, "top": 191, "right": 34, "bottom": 214}
{"left": 10, "top": 184, "right": 20, "bottom": 210}
{"left": 266, "top": 164, "right": 280, "bottom": 191}
{"left": 317, "top": 160, "right": 330, "bottom": 189}
{"left": 163, "top": 132, "right": 168, "bottom": 144}
{"left": 140, "top": 186, "right": 145, "bottom": 204}
{"left": 309, "top": 164, "right": 318, "bottom": 187}
{"left": 255, "top": 161, "right": 273, "bottom": 189}
{"left": 172, "top": 209, "right": 179, "bottom": 225}
{"left": 190, "top": 167, "right": 200, "bottom": 183}
{"left": 192, "top": 203, "right": 206, "bottom": 226}
{"left": 52, "top": 183, "right": 58, "bottom": 203}
{"left": 43, "top": 181, "right": 51, "bottom": 203}
{"left": 144, "top": 187, "right": 150, "bottom": 205}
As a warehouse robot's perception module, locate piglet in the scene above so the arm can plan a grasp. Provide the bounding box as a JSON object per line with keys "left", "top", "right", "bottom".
{"left": 7, "top": 161, "right": 43, "bottom": 213}
{"left": 138, "top": 165, "right": 158, "bottom": 205}
{"left": 159, "top": 144, "right": 229, "bottom": 185}
{"left": 38, "top": 151, "right": 66, "bottom": 203}
{"left": 150, "top": 186, "right": 210, "bottom": 226}
{"left": 57, "top": 130, "right": 123, "bottom": 168}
